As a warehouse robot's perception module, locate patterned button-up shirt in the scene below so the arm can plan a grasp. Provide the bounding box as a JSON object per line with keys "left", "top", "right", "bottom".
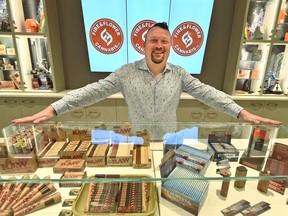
{"left": 52, "top": 58, "right": 243, "bottom": 123}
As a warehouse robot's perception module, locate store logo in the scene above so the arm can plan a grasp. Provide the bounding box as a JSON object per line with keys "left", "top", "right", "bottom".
{"left": 89, "top": 18, "right": 124, "bottom": 54}
{"left": 172, "top": 21, "right": 204, "bottom": 56}
{"left": 131, "top": 20, "right": 156, "bottom": 54}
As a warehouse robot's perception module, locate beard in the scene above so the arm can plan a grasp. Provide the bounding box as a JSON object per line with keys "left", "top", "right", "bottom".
{"left": 151, "top": 52, "right": 165, "bottom": 64}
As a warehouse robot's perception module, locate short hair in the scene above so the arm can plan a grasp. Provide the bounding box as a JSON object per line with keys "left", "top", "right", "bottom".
{"left": 151, "top": 22, "right": 169, "bottom": 31}
{"left": 145, "top": 22, "right": 170, "bottom": 42}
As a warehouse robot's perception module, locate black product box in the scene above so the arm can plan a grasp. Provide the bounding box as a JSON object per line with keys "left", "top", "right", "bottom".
{"left": 207, "top": 142, "right": 239, "bottom": 162}
{"left": 207, "top": 132, "right": 239, "bottom": 162}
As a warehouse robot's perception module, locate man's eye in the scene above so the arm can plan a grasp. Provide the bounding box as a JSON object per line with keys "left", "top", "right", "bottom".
{"left": 162, "top": 40, "right": 169, "bottom": 44}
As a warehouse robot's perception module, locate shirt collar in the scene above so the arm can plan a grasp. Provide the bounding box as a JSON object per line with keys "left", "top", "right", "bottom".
{"left": 138, "top": 58, "right": 171, "bottom": 74}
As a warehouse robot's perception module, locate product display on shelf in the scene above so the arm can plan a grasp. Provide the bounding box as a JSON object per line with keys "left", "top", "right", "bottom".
{"left": 0, "top": 0, "right": 64, "bottom": 93}
{"left": 224, "top": 0, "right": 288, "bottom": 96}
{"left": 263, "top": 142, "right": 288, "bottom": 194}
{"left": 159, "top": 149, "right": 209, "bottom": 215}
{"left": 0, "top": 121, "right": 287, "bottom": 216}
{"left": 73, "top": 174, "right": 157, "bottom": 215}
{"left": 0, "top": 174, "right": 62, "bottom": 216}
{"left": 240, "top": 126, "right": 273, "bottom": 171}
{"left": 207, "top": 131, "right": 239, "bottom": 162}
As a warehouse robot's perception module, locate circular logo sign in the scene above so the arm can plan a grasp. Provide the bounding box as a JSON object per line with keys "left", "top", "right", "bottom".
{"left": 89, "top": 18, "right": 124, "bottom": 54}
{"left": 131, "top": 20, "right": 156, "bottom": 54}
{"left": 172, "top": 21, "right": 204, "bottom": 56}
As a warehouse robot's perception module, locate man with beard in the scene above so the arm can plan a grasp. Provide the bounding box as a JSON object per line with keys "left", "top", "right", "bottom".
{"left": 12, "top": 22, "right": 281, "bottom": 127}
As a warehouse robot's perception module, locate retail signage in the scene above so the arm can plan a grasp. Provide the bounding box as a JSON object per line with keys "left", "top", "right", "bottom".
{"left": 81, "top": 0, "right": 214, "bottom": 74}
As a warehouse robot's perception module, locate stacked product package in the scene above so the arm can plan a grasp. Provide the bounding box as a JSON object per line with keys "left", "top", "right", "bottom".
{"left": 160, "top": 145, "right": 212, "bottom": 215}
{"left": 73, "top": 174, "right": 157, "bottom": 215}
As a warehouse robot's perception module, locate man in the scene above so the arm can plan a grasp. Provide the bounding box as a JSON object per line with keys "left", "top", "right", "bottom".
{"left": 12, "top": 22, "right": 281, "bottom": 126}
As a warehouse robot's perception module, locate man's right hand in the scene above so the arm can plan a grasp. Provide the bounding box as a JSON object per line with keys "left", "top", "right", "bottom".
{"left": 12, "top": 105, "right": 57, "bottom": 124}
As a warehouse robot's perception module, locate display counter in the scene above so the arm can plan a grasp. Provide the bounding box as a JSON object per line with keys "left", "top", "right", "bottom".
{"left": 0, "top": 122, "right": 288, "bottom": 216}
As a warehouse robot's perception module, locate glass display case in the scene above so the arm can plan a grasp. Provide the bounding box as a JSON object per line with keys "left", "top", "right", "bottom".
{"left": 224, "top": 0, "right": 288, "bottom": 96}
{"left": 0, "top": 121, "right": 288, "bottom": 216}
{"left": 0, "top": 0, "right": 64, "bottom": 93}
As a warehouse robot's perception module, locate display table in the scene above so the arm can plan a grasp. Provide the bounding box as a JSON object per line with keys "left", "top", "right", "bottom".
{"left": 1, "top": 121, "right": 288, "bottom": 216}
{"left": 1, "top": 140, "right": 288, "bottom": 215}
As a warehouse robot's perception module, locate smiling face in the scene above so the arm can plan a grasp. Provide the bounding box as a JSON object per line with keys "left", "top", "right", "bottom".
{"left": 144, "top": 26, "right": 171, "bottom": 68}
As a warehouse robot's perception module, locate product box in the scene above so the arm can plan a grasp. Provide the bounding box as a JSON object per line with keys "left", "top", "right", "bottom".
{"left": 241, "top": 201, "right": 271, "bottom": 216}
{"left": 175, "top": 144, "right": 212, "bottom": 175}
{"left": 133, "top": 145, "right": 152, "bottom": 168}
{"left": 9, "top": 71, "right": 21, "bottom": 89}
{"left": 61, "top": 140, "right": 91, "bottom": 159}
{"left": 6, "top": 47, "right": 15, "bottom": 55}
{"left": 207, "top": 132, "right": 239, "bottom": 162}
{"left": 59, "top": 171, "right": 87, "bottom": 187}
{"left": 107, "top": 144, "right": 133, "bottom": 166}
{"left": 221, "top": 199, "right": 250, "bottom": 216}
{"left": 160, "top": 149, "right": 209, "bottom": 216}
{"left": 36, "top": 141, "right": 66, "bottom": 167}
{"left": 86, "top": 144, "right": 109, "bottom": 167}
{"left": 0, "top": 81, "right": 15, "bottom": 90}
{"left": 0, "top": 44, "right": 6, "bottom": 54}
{"left": 53, "top": 159, "right": 86, "bottom": 174}
{"left": 263, "top": 142, "right": 288, "bottom": 195}
{"left": 0, "top": 156, "right": 38, "bottom": 174}
{"left": 66, "top": 127, "right": 92, "bottom": 142}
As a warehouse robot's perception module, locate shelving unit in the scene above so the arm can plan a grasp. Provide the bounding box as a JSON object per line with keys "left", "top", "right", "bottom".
{"left": 0, "top": 0, "right": 64, "bottom": 93}
{"left": 224, "top": 0, "right": 288, "bottom": 96}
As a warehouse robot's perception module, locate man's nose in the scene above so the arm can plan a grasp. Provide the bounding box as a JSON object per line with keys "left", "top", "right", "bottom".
{"left": 155, "top": 41, "right": 163, "bottom": 47}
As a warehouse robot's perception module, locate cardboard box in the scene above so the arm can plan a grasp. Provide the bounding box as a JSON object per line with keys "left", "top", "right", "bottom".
{"left": 6, "top": 47, "right": 15, "bottom": 55}
{"left": 59, "top": 171, "right": 87, "bottom": 187}
{"left": 86, "top": 144, "right": 109, "bottom": 167}
{"left": 0, "top": 81, "right": 15, "bottom": 90}
{"left": 61, "top": 140, "right": 91, "bottom": 159}
{"left": 36, "top": 141, "right": 66, "bottom": 167}
{"left": 107, "top": 144, "right": 133, "bottom": 166}
{"left": 0, "top": 44, "right": 6, "bottom": 54}
{"left": 133, "top": 145, "right": 152, "bottom": 168}
{"left": 0, "top": 157, "right": 38, "bottom": 174}
{"left": 53, "top": 159, "right": 86, "bottom": 174}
